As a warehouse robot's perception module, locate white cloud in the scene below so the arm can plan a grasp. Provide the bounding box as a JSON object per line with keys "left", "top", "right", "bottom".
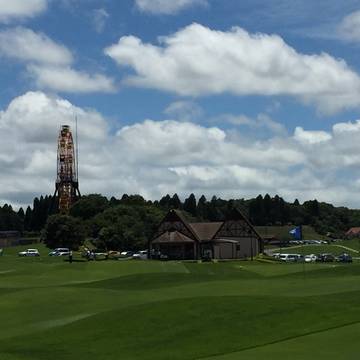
{"left": 338, "top": 10, "right": 360, "bottom": 42}
{"left": 92, "top": 8, "right": 109, "bottom": 33}
{"left": 164, "top": 100, "right": 203, "bottom": 121}
{"left": 28, "top": 65, "right": 116, "bottom": 93}
{"left": 294, "top": 127, "right": 332, "bottom": 145}
{"left": 135, "top": 0, "right": 207, "bottom": 15}
{"left": 105, "top": 23, "right": 360, "bottom": 114}
{"left": 220, "top": 113, "right": 287, "bottom": 136}
{"left": 4, "top": 92, "right": 360, "bottom": 208}
{"left": 333, "top": 120, "right": 360, "bottom": 133}
{"left": 0, "top": 0, "right": 47, "bottom": 23}
{"left": 0, "top": 91, "right": 109, "bottom": 206}
{"left": 0, "top": 27, "right": 115, "bottom": 94}
{"left": 0, "top": 27, "right": 72, "bottom": 65}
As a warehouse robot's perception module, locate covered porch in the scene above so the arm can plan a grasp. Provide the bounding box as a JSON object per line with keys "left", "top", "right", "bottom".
{"left": 151, "top": 231, "right": 198, "bottom": 260}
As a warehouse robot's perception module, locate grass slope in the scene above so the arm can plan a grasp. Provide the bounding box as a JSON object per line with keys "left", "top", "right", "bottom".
{"left": 256, "top": 225, "right": 326, "bottom": 240}
{"left": 0, "top": 245, "right": 360, "bottom": 359}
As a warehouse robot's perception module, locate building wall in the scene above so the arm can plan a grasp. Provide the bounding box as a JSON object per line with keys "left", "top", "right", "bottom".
{"left": 213, "top": 243, "right": 235, "bottom": 259}
{"left": 214, "top": 237, "right": 259, "bottom": 259}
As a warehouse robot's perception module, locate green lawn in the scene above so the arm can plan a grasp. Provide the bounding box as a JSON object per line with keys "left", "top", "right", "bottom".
{"left": 269, "top": 239, "right": 360, "bottom": 256}
{"left": 0, "top": 245, "right": 360, "bottom": 359}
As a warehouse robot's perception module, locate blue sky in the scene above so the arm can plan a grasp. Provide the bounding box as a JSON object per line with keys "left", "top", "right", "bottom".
{"left": 2, "top": 0, "right": 360, "bottom": 208}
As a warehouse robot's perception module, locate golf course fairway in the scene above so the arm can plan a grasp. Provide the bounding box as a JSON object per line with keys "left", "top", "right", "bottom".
{"left": 0, "top": 245, "right": 359, "bottom": 359}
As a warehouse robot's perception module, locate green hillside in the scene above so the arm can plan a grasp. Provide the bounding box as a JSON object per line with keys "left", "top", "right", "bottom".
{"left": 256, "top": 225, "right": 326, "bottom": 241}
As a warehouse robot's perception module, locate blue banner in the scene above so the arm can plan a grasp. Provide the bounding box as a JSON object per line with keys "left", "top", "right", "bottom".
{"left": 289, "top": 226, "right": 302, "bottom": 240}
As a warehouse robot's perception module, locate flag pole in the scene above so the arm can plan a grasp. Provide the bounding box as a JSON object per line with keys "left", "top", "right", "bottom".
{"left": 301, "top": 224, "right": 306, "bottom": 278}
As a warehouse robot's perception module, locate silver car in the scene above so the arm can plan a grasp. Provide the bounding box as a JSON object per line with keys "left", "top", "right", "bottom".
{"left": 18, "top": 249, "right": 40, "bottom": 257}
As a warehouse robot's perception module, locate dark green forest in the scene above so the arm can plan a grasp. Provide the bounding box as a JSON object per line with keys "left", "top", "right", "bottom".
{"left": 1, "top": 193, "right": 360, "bottom": 250}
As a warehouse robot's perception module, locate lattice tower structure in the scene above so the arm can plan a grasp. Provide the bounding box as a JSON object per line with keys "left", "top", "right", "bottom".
{"left": 54, "top": 125, "right": 80, "bottom": 213}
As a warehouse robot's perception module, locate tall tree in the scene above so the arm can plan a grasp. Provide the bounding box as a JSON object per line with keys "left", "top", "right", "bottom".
{"left": 42, "top": 214, "right": 85, "bottom": 250}
{"left": 70, "top": 194, "right": 109, "bottom": 220}
{"left": 183, "top": 193, "right": 197, "bottom": 217}
{"left": 169, "top": 194, "right": 182, "bottom": 209}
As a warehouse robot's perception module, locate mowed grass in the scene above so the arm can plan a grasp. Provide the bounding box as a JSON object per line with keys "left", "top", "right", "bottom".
{"left": 256, "top": 225, "right": 327, "bottom": 240}
{"left": 0, "top": 245, "right": 360, "bottom": 359}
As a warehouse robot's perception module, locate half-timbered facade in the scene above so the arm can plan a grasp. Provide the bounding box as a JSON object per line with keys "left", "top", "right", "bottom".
{"left": 151, "top": 209, "right": 263, "bottom": 260}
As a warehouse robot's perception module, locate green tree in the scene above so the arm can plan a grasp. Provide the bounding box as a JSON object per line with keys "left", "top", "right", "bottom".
{"left": 183, "top": 193, "right": 197, "bottom": 217}
{"left": 42, "top": 214, "right": 85, "bottom": 250}
{"left": 70, "top": 194, "right": 109, "bottom": 220}
{"left": 93, "top": 204, "right": 165, "bottom": 250}
{"left": 169, "top": 194, "right": 182, "bottom": 209}
{"left": 24, "top": 206, "right": 32, "bottom": 231}
{"left": 159, "top": 194, "right": 171, "bottom": 208}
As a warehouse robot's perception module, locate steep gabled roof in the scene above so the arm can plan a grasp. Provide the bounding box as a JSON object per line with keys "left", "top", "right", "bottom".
{"left": 152, "top": 209, "right": 200, "bottom": 242}
{"left": 152, "top": 208, "right": 261, "bottom": 244}
{"left": 189, "top": 222, "right": 223, "bottom": 241}
{"left": 152, "top": 231, "right": 195, "bottom": 244}
{"left": 213, "top": 208, "right": 262, "bottom": 240}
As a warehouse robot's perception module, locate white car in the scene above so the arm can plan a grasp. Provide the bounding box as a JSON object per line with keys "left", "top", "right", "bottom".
{"left": 18, "top": 249, "right": 40, "bottom": 257}
{"left": 132, "top": 250, "right": 148, "bottom": 260}
{"left": 279, "top": 254, "right": 302, "bottom": 262}
{"left": 304, "top": 254, "right": 317, "bottom": 263}
{"left": 48, "top": 248, "right": 70, "bottom": 256}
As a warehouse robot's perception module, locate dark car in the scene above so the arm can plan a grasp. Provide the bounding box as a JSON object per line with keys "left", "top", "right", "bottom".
{"left": 317, "top": 253, "right": 335, "bottom": 262}
{"left": 337, "top": 253, "right": 353, "bottom": 263}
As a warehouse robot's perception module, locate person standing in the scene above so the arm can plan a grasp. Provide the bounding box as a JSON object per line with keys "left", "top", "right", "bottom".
{"left": 69, "top": 250, "right": 73, "bottom": 263}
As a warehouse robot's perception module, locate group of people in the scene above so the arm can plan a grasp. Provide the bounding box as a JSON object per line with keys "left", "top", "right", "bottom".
{"left": 83, "top": 248, "right": 109, "bottom": 261}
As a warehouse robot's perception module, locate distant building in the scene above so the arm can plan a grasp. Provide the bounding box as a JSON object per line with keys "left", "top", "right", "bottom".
{"left": 0, "top": 231, "right": 20, "bottom": 248}
{"left": 345, "top": 227, "right": 360, "bottom": 238}
{"left": 150, "top": 208, "right": 263, "bottom": 260}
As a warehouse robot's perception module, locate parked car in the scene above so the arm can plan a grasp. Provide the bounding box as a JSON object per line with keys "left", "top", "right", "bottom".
{"left": 18, "top": 249, "right": 40, "bottom": 257}
{"left": 304, "top": 254, "right": 317, "bottom": 263}
{"left": 48, "top": 248, "right": 70, "bottom": 256}
{"left": 92, "top": 250, "right": 108, "bottom": 260}
{"left": 132, "top": 250, "right": 148, "bottom": 260}
{"left": 337, "top": 253, "right": 353, "bottom": 263}
{"left": 317, "top": 253, "right": 335, "bottom": 262}
{"left": 108, "top": 251, "right": 121, "bottom": 259}
{"left": 120, "top": 251, "right": 134, "bottom": 258}
{"left": 278, "top": 254, "right": 302, "bottom": 262}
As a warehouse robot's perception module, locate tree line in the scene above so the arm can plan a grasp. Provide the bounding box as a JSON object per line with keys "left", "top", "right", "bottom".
{"left": 1, "top": 193, "right": 360, "bottom": 249}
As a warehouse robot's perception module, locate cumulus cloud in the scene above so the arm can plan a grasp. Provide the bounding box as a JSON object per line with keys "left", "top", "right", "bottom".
{"left": 294, "top": 127, "right": 332, "bottom": 145}
{"left": 0, "top": 27, "right": 115, "bottom": 93}
{"left": 0, "top": 92, "right": 109, "bottom": 206}
{"left": 135, "top": 0, "right": 207, "bottom": 15}
{"left": 0, "top": 27, "right": 72, "bottom": 65}
{"left": 220, "top": 113, "right": 287, "bottom": 136}
{"left": 28, "top": 65, "right": 116, "bottom": 93}
{"left": 0, "top": 0, "right": 47, "bottom": 23}
{"left": 338, "top": 10, "right": 360, "bottom": 42}
{"left": 4, "top": 92, "right": 360, "bottom": 208}
{"left": 105, "top": 23, "right": 360, "bottom": 114}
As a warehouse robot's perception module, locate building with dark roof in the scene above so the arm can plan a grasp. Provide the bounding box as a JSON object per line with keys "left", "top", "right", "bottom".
{"left": 345, "top": 227, "right": 360, "bottom": 238}
{"left": 150, "top": 208, "right": 263, "bottom": 260}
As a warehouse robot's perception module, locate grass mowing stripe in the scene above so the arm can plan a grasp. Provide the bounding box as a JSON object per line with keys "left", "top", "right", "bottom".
{"left": 2, "top": 293, "right": 360, "bottom": 360}
{"left": 2, "top": 245, "right": 360, "bottom": 359}
{"left": 195, "top": 319, "right": 360, "bottom": 360}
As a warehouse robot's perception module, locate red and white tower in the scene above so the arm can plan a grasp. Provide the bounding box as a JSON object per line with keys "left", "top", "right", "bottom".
{"left": 54, "top": 125, "right": 80, "bottom": 213}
